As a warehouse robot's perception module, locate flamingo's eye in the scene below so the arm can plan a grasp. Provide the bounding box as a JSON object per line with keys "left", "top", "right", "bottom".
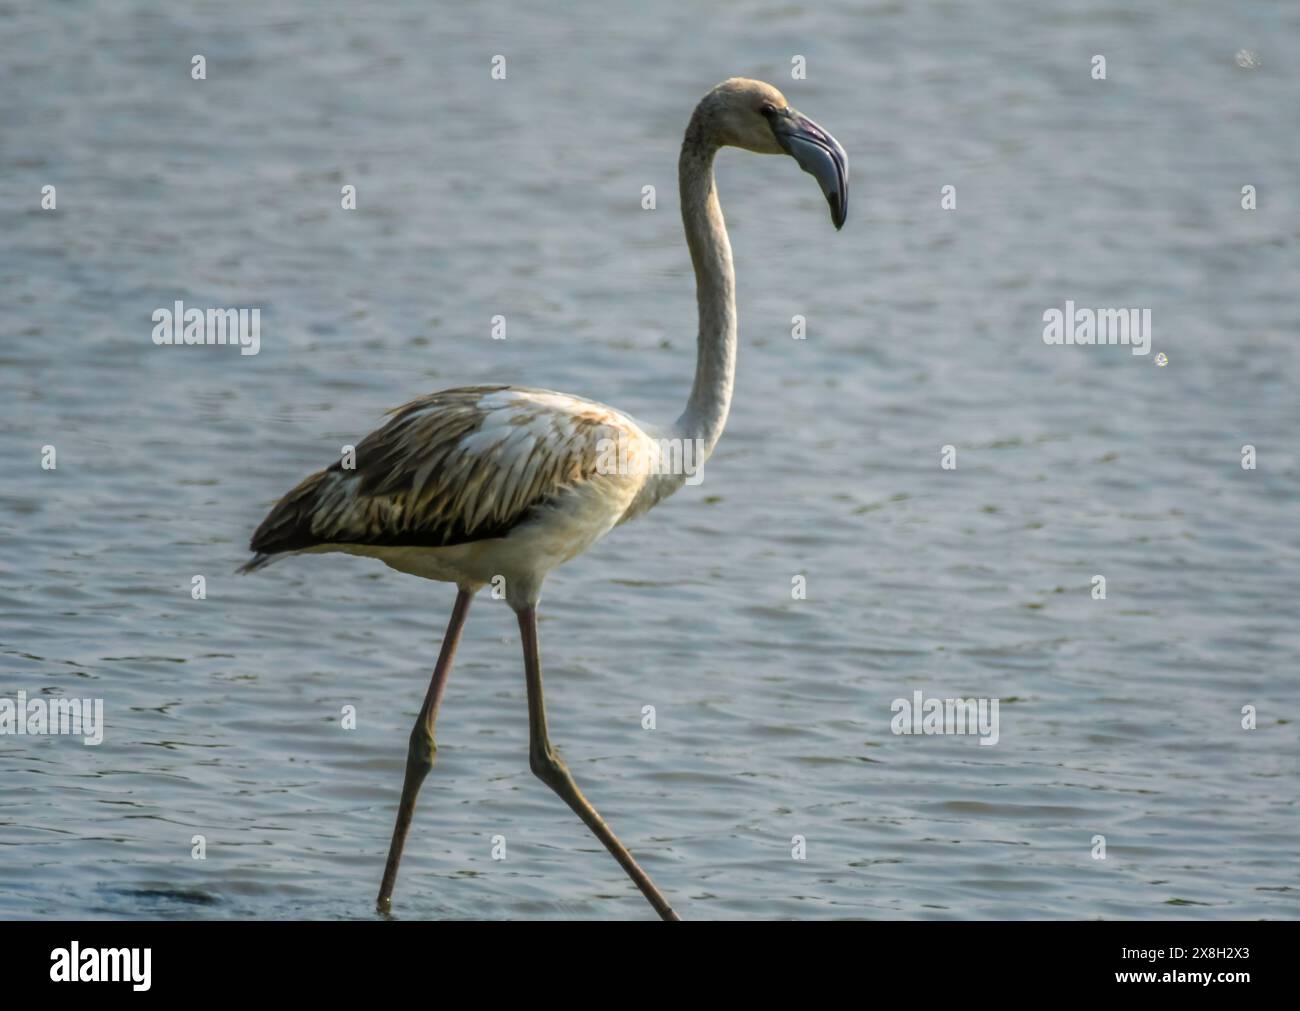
{"left": 760, "top": 103, "right": 776, "bottom": 117}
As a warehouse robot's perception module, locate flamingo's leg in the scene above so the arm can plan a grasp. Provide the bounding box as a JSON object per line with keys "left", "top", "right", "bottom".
{"left": 516, "top": 605, "right": 680, "bottom": 921}
{"left": 376, "top": 587, "right": 473, "bottom": 914}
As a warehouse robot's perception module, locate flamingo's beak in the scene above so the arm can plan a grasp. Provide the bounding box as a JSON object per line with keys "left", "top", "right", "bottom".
{"left": 772, "top": 108, "right": 849, "bottom": 230}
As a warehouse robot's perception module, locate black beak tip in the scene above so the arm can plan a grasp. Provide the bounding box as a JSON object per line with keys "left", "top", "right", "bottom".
{"left": 830, "top": 195, "right": 846, "bottom": 231}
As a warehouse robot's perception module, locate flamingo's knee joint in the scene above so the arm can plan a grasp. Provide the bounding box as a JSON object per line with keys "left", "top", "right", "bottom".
{"left": 529, "top": 747, "right": 567, "bottom": 787}
{"left": 407, "top": 726, "right": 437, "bottom": 772}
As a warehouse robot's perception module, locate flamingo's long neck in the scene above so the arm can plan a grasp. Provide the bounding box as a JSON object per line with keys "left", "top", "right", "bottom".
{"left": 674, "top": 116, "right": 735, "bottom": 461}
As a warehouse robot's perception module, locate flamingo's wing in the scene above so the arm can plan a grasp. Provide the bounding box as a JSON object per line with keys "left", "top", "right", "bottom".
{"left": 243, "top": 386, "right": 639, "bottom": 567}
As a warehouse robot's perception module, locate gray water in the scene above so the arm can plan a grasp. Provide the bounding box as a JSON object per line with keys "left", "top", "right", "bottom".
{"left": 1, "top": 0, "right": 1297, "bottom": 920}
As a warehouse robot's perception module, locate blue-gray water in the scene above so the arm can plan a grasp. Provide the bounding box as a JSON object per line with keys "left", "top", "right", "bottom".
{"left": 1, "top": 0, "right": 1297, "bottom": 919}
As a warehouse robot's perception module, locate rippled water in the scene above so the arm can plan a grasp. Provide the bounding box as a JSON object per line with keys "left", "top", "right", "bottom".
{"left": 2, "top": 0, "right": 1297, "bottom": 920}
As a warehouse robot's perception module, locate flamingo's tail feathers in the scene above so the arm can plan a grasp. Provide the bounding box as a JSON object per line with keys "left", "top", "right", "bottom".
{"left": 237, "top": 552, "right": 276, "bottom": 574}
{"left": 243, "top": 469, "right": 333, "bottom": 571}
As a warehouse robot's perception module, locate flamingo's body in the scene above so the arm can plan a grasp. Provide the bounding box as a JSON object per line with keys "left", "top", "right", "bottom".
{"left": 244, "top": 385, "right": 678, "bottom": 609}
{"left": 244, "top": 78, "right": 848, "bottom": 920}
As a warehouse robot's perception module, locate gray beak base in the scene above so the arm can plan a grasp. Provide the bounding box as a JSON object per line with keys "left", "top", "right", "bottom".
{"left": 773, "top": 109, "right": 849, "bottom": 230}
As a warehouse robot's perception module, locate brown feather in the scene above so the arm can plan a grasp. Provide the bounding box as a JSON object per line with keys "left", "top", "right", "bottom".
{"left": 245, "top": 386, "right": 638, "bottom": 562}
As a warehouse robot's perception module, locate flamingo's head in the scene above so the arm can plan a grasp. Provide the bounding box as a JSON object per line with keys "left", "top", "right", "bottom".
{"left": 698, "top": 77, "right": 849, "bottom": 231}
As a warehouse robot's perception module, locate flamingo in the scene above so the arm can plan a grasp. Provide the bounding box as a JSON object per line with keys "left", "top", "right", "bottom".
{"left": 242, "top": 78, "right": 848, "bottom": 921}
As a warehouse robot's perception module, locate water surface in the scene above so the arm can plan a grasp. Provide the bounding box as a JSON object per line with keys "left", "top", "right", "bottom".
{"left": 1, "top": 0, "right": 1297, "bottom": 919}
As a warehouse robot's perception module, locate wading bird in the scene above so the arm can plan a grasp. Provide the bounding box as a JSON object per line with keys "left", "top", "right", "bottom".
{"left": 243, "top": 78, "right": 848, "bottom": 921}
